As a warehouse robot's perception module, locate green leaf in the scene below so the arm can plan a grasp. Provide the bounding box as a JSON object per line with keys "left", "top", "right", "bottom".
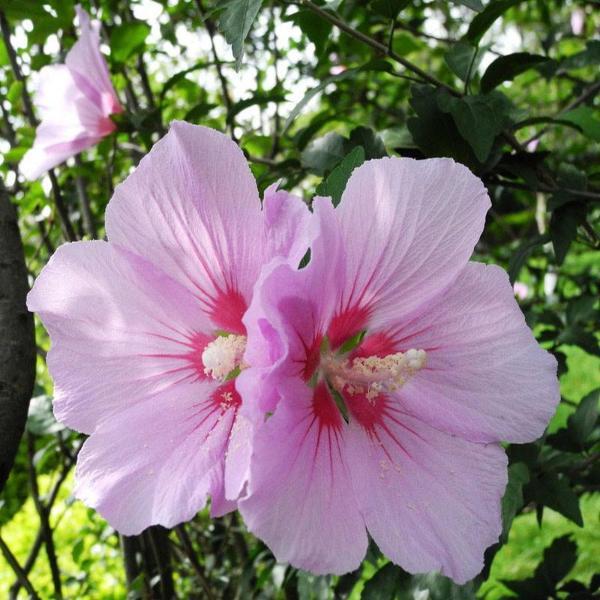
{"left": 110, "top": 21, "right": 150, "bottom": 63}
{"left": 566, "top": 295, "right": 597, "bottom": 326}
{"left": 465, "top": 0, "right": 523, "bottom": 44}
{"left": 26, "top": 395, "right": 65, "bottom": 436}
{"left": 451, "top": 0, "right": 484, "bottom": 10}
{"left": 445, "top": 41, "right": 483, "bottom": 81}
{"left": 287, "top": 10, "right": 332, "bottom": 56}
{"left": 347, "top": 126, "right": 387, "bottom": 159}
{"left": 438, "top": 92, "right": 511, "bottom": 162}
{"left": 561, "top": 40, "right": 600, "bottom": 70}
{"left": 529, "top": 473, "right": 583, "bottom": 526}
{"left": 216, "top": 0, "right": 263, "bottom": 69}
{"left": 6, "top": 80, "right": 23, "bottom": 104}
{"left": 480, "top": 52, "right": 548, "bottom": 92}
{"left": 561, "top": 106, "right": 600, "bottom": 142}
{"left": 301, "top": 132, "right": 346, "bottom": 175}
{"left": 549, "top": 203, "right": 586, "bottom": 265}
{"left": 501, "top": 462, "right": 529, "bottom": 536}
{"left": 568, "top": 389, "right": 599, "bottom": 446}
{"left": 508, "top": 233, "right": 550, "bottom": 283}
{"left": 539, "top": 536, "right": 578, "bottom": 586}
{"left": 369, "top": 0, "right": 410, "bottom": 19}
{"left": 407, "top": 85, "right": 479, "bottom": 167}
{"left": 362, "top": 563, "right": 411, "bottom": 600}
{"left": 230, "top": 93, "right": 286, "bottom": 118}
{"left": 316, "top": 146, "right": 365, "bottom": 206}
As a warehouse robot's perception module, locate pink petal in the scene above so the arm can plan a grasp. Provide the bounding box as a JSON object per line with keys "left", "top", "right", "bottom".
{"left": 238, "top": 381, "right": 368, "bottom": 574}
{"left": 75, "top": 382, "right": 238, "bottom": 534}
{"left": 332, "top": 157, "right": 490, "bottom": 329}
{"left": 20, "top": 65, "right": 111, "bottom": 180}
{"left": 344, "top": 403, "right": 507, "bottom": 584}
{"left": 106, "top": 122, "right": 312, "bottom": 332}
{"left": 67, "top": 6, "right": 122, "bottom": 115}
{"left": 27, "top": 241, "right": 213, "bottom": 434}
{"left": 384, "top": 262, "right": 559, "bottom": 443}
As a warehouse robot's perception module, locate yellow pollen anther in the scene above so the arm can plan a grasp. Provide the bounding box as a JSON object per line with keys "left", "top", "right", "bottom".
{"left": 202, "top": 334, "right": 247, "bottom": 381}
{"left": 324, "top": 348, "right": 426, "bottom": 401}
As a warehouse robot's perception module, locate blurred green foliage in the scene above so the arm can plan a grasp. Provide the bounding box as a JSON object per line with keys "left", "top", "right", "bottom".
{"left": 0, "top": 0, "right": 598, "bottom": 598}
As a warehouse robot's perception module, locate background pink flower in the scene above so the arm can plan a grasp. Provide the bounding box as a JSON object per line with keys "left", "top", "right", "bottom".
{"left": 27, "top": 122, "right": 313, "bottom": 534}
{"left": 19, "top": 6, "right": 122, "bottom": 180}
{"left": 235, "top": 157, "right": 560, "bottom": 583}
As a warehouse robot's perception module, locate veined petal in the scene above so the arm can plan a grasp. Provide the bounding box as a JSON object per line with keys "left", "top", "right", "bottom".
{"left": 106, "top": 122, "right": 313, "bottom": 333}
{"left": 332, "top": 157, "right": 490, "bottom": 328}
{"left": 238, "top": 381, "right": 368, "bottom": 574}
{"left": 75, "top": 381, "right": 238, "bottom": 534}
{"left": 27, "top": 241, "right": 213, "bottom": 434}
{"left": 66, "top": 5, "right": 122, "bottom": 115}
{"left": 384, "top": 262, "right": 560, "bottom": 443}
{"left": 344, "top": 401, "right": 507, "bottom": 584}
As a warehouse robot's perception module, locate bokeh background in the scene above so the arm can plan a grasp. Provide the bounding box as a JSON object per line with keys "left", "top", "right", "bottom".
{"left": 0, "top": 0, "right": 598, "bottom": 598}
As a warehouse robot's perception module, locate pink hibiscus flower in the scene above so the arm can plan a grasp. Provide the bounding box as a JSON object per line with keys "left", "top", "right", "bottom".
{"left": 20, "top": 5, "right": 123, "bottom": 180}
{"left": 27, "top": 122, "right": 313, "bottom": 534}
{"left": 234, "top": 157, "right": 560, "bottom": 583}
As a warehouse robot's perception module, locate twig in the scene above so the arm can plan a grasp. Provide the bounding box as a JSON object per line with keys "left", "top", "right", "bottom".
{"left": 290, "top": 0, "right": 458, "bottom": 95}
{"left": 194, "top": 0, "right": 237, "bottom": 140}
{"left": 74, "top": 156, "right": 97, "bottom": 238}
{"left": 490, "top": 177, "right": 600, "bottom": 201}
{"left": 0, "top": 534, "right": 41, "bottom": 600}
{"left": 175, "top": 525, "right": 215, "bottom": 600}
{"left": 26, "top": 433, "right": 63, "bottom": 599}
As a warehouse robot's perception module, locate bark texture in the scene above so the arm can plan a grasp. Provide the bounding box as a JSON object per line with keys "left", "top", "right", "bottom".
{"left": 0, "top": 181, "right": 36, "bottom": 491}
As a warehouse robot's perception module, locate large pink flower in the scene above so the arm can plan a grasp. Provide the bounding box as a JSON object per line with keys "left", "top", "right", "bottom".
{"left": 27, "top": 122, "right": 313, "bottom": 534}
{"left": 235, "top": 157, "right": 560, "bottom": 583}
{"left": 20, "top": 6, "right": 123, "bottom": 180}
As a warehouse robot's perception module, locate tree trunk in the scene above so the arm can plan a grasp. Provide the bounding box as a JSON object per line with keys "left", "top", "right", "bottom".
{"left": 0, "top": 180, "right": 36, "bottom": 491}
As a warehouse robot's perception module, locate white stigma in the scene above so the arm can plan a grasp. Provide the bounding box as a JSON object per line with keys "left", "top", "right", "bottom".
{"left": 202, "top": 335, "right": 247, "bottom": 381}
{"left": 324, "top": 348, "right": 427, "bottom": 401}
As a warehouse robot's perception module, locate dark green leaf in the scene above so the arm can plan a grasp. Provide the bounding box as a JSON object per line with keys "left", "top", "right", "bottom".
{"left": 438, "top": 92, "right": 511, "bottom": 162}
{"left": 301, "top": 132, "right": 346, "bottom": 175}
{"left": 287, "top": 10, "right": 332, "bottom": 56}
{"left": 508, "top": 233, "right": 550, "bottom": 283}
{"left": 452, "top": 0, "right": 484, "bottom": 11}
{"left": 465, "top": 0, "right": 523, "bottom": 44}
{"left": 362, "top": 563, "right": 411, "bottom": 600}
{"left": 538, "top": 535, "right": 578, "bottom": 585}
{"left": 347, "top": 126, "right": 387, "bottom": 159}
{"left": 566, "top": 295, "right": 597, "bottom": 326}
{"left": 549, "top": 203, "right": 587, "bottom": 265}
{"left": 561, "top": 40, "right": 600, "bottom": 70}
{"left": 369, "top": 0, "right": 410, "bottom": 19}
{"left": 501, "top": 462, "right": 529, "bottom": 536}
{"left": 316, "top": 146, "right": 365, "bottom": 206}
{"left": 569, "top": 389, "right": 599, "bottom": 445}
{"left": 445, "top": 41, "right": 483, "bottom": 81}
{"left": 529, "top": 473, "right": 583, "bottom": 526}
{"left": 110, "top": 21, "right": 150, "bottom": 63}
{"left": 216, "top": 0, "right": 263, "bottom": 69}
{"left": 408, "top": 85, "right": 479, "bottom": 167}
{"left": 561, "top": 106, "right": 600, "bottom": 142}
{"left": 230, "top": 93, "right": 286, "bottom": 118}
{"left": 481, "top": 52, "right": 548, "bottom": 92}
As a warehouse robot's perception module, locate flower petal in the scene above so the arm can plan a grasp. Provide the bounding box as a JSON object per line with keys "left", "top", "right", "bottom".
{"left": 344, "top": 402, "right": 507, "bottom": 584}
{"left": 27, "top": 241, "right": 213, "bottom": 434}
{"left": 333, "top": 157, "right": 490, "bottom": 327}
{"left": 238, "top": 381, "right": 368, "bottom": 574}
{"left": 75, "top": 382, "right": 238, "bottom": 534}
{"left": 385, "top": 262, "right": 559, "bottom": 443}
{"left": 20, "top": 65, "right": 111, "bottom": 180}
{"left": 67, "top": 6, "right": 122, "bottom": 114}
{"left": 105, "top": 122, "right": 312, "bottom": 332}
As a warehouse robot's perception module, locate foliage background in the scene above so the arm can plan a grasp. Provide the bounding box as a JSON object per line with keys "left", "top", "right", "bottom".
{"left": 0, "top": 0, "right": 599, "bottom": 598}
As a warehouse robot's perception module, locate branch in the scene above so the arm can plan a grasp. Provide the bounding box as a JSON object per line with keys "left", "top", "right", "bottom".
{"left": 0, "top": 534, "right": 41, "bottom": 600}
{"left": 26, "top": 433, "right": 63, "bottom": 599}
{"left": 290, "top": 0, "right": 458, "bottom": 95}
